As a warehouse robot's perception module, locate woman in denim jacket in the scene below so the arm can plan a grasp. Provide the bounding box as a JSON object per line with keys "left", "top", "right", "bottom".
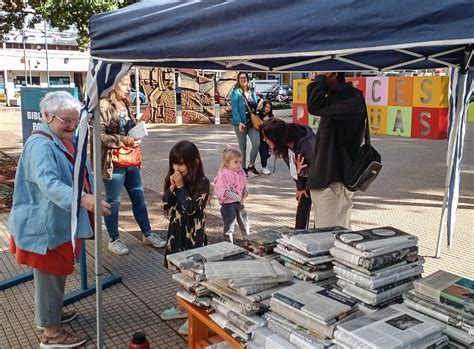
{"left": 230, "top": 72, "right": 261, "bottom": 176}
{"left": 8, "top": 91, "right": 111, "bottom": 348}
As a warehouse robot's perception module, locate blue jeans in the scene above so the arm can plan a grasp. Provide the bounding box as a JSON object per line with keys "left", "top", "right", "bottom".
{"left": 103, "top": 166, "right": 151, "bottom": 242}
{"left": 234, "top": 125, "right": 260, "bottom": 168}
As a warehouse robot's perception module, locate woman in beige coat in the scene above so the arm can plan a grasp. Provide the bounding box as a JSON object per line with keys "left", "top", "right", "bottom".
{"left": 100, "top": 75, "right": 165, "bottom": 255}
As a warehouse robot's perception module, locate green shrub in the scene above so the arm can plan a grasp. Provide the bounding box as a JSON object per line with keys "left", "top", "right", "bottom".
{"left": 272, "top": 102, "right": 292, "bottom": 110}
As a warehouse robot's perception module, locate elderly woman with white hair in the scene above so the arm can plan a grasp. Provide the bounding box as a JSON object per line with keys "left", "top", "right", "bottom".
{"left": 8, "top": 91, "right": 111, "bottom": 348}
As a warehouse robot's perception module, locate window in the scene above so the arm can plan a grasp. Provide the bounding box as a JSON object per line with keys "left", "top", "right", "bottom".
{"left": 14, "top": 76, "right": 40, "bottom": 87}
{"left": 49, "top": 76, "right": 70, "bottom": 87}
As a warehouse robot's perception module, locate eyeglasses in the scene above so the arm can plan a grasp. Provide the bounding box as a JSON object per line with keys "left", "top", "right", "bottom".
{"left": 53, "top": 114, "right": 80, "bottom": 126}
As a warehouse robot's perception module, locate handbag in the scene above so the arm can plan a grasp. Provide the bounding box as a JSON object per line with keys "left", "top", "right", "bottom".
{"left": 242, "top": 91, "right": 263, "bottom": 130}
{"left": 111, "top": 146, "right": 142, "bottom": 167}
{"left": 344, "top": 114, "right": 382, "bottom": 192}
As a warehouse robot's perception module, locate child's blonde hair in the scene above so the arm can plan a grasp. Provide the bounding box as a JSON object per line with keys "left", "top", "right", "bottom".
{"left": 221, "top": 147, "right": 242, "bottom": 168}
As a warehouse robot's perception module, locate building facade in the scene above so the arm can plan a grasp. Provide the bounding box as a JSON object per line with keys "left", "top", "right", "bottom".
{"left": 0, "top": 22, "right": 89, "bottom": 105}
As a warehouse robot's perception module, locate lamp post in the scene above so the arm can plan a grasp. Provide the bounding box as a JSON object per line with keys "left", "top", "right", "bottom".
{"left": 22, "top": 29, "right": 28, "bottom": 86}
{"left": 43, "top": 21, "right": 50, "bottom": 87}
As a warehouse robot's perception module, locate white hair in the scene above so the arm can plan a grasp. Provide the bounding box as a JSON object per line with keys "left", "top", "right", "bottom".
{"left": 39, "top": 91, "right": 82, "bottom": 121}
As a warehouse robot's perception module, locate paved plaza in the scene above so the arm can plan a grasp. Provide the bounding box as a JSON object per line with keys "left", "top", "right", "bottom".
{"left": 1, "top": 106, "right": 473, "bottom": 348}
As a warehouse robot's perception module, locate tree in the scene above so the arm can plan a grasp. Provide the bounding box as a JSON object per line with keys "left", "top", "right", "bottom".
{"left": 0, "top": 0, "right": 138, "bottom": 49}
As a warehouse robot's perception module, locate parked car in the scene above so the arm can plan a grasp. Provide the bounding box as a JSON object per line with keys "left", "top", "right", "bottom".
{"left": 130, "top": 88, "right": 146, "bottom": 104}
{"left": 266, "top": 85, "right": 293, "bottom": 102}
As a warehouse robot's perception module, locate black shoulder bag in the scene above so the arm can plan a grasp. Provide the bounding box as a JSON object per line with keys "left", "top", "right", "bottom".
{"left": 344, "top": 112, "right": 382, "bottom": 192}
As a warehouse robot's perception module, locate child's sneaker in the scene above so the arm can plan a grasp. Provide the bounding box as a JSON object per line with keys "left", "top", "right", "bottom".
{"left": 178, "top": 320, "right": 188, "bottom": 336}
{"left": 160, "top": 306, "right": 188, "bottom": 321}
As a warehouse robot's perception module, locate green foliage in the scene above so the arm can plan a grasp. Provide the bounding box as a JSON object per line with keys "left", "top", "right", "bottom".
{"left": 272, "top": 102, "right": 292, "bottom": 110}
{"left": 0, "top": 0, "right": 138, "bottom": 49}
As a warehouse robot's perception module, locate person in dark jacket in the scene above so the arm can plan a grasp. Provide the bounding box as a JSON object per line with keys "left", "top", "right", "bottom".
{"left": 260, "top": 118, "right": 316, "bottom": 229}
{"left": 306, "top": 72, "right": 366, "bottom": 229}
{"left": 258, "top": 100, "right": 274, "bottom": 175}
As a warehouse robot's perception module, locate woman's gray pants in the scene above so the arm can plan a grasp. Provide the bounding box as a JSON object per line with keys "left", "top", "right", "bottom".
{"left": 233, "top": 125, "right": 260, "bottom": 168}
{"left": 34, "top": 268, "right": 66, "bottom": 328}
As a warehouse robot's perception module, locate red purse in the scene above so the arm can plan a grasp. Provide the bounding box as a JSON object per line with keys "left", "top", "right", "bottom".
{"left": 111, "top": 146, "right": 142, "bottom": 167}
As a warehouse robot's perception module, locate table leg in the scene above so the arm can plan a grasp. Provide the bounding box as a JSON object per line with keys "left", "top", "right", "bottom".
{"left": 188, "top": 313, "right": 209, "bottom": 349}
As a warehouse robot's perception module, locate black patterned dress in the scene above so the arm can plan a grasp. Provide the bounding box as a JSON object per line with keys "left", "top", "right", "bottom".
{"left": 162, "top": 177, "right": 210, "bottom": 267}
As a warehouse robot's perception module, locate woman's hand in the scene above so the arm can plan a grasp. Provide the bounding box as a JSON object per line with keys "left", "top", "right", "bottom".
{"left": 170, "top": 171, "right": 184, "bottom": 188}
{"left": 123, "top": 136, "right": 135, "bottom": 147}
{"left": 263, "top": 116, "right": 270, "bottom": 121}
{"left": 295, "top": 190, "right": 309, "bottom": 204}
{"left": 295, "top": 154, "right": 307, "bottom": 174}
{"left": 80, "top": 194, "right": 112, "bottom": 216}
{"left": 133, "top": 139, "right": 141, "bottom": 147}
{"left": 239, "top": 123, "right": 246, "bottom": 132}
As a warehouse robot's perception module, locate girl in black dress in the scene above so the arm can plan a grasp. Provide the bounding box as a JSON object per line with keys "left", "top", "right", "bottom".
{"left": 160, "top": 140, "right": 210, "bottom": 335}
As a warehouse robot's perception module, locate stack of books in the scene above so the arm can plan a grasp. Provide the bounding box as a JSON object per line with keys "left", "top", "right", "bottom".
{"left": 403, "top": 270, "right": 474, "bottom": 347}
{"left": 269, "top": 281, "right": 360, "bottom": 339}
{"left": 333, "top": 303, "right": 448, "bottom": 348}
{"left": 167, "top": 242, "right": 250, "bottom": 307}
{"left": 243, "top": 228, "right": 285, "bottom": 258}
{"left": 329, "top": 226, "right": 422, "bottom": 309}
{"left": 274, "top": 227, "right": 349, "bottom": 283}
{"left": 203, "top": 259, "right": 294, "bottom": 342}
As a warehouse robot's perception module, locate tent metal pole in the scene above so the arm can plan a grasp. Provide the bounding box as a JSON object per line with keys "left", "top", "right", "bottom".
{"left": 135, "top": 66, "right": 140, "bottom": 117}
{"left": 92, "top": 106, "right": 104, "bottom": 349}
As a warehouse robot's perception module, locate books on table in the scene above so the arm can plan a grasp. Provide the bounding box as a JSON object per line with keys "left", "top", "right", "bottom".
{"left": 271, "top": 282, "right": 358, "bottom": 326}
{"left": 335, "top": 226, "right": 417, "bottom": 251}
{"left": 413, "top": 270, "right": 474, "bottom": 315}
{"left": 334, "top": 303, "right": 446, "bottom": 348}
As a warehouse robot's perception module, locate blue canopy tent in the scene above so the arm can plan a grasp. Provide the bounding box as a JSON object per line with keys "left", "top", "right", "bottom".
{"left": 79, "top": 1, "right": 474, "bottom": 346}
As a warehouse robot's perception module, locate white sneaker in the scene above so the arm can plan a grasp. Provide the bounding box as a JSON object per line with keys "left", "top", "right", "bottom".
{"left": 143, "top": 232, "right": 166, "bottom": 248}
{"left": 108, "top": 239, "right": 130, "bottom": 255}
{"left": 261, "top": 167, "right": 271, "bottom": 175}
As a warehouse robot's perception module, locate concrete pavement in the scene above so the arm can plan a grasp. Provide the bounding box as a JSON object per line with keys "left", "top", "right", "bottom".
{"left": 0, "top": 106, "right": 473, "bottom": 348}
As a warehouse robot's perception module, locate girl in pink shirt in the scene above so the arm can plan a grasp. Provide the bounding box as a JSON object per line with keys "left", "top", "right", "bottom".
{"left": 214, "top": 147, "right": 250, "bottom": 243}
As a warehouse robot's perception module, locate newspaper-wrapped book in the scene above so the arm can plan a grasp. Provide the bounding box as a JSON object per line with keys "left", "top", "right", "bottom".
{"left": 264, "top": 311, "right": 335, "bottom": 349}
{"left": 333, "top": 239, "right": 418, "bottom": 258}
{"left": 333, "top": 260, "right": 423, "bottom": 289}
{"left": 167, "top": 242, "right": 247, "bottom": 270}
{"left": 280, "top": 255, "right": 332, "bottom": 272}
{"left": 336, "top": 277, "right": 418, "bottom": 306}
{"left": 274, "top": 246, "right": 333, "bottom": 265}
{"left": 404, "top": 290, "right": 474, "bottom": 328}
{"left": 330, "top": 244, "right": 418, "bottom": 271}
{"left": 331, "top": 249, "right": 408, "bottom": 276}
{"left": 284, "top": 262, "right": 335, "bottom": 281}
{"left": 211, "top": 296, "right": 264, "bottom": 334}
{"left": 334, "top": 303, "right": 446, "bottom": 348}
{"left": 404, "top": 298, "right": 474, "bottom": 338}
{"left": 250, "top": 327, "right": 298, "bottom": 349}
{"left": 271, "top": 282, "right": 358, "bottom": 325}
{"left": 335, "top": 227, "right": 417, "bottom": 251}
{"left": 205, "top": 260, "right": 291, "bottom": 283}
{"left": 270, "top": 297, "right": 360, "bottom": 339}
{"left": 209, "top": 312, "right": 250, "bottom": 341}
{"left": 278, "top": 231, "right": 337, "bottom": 255}
{"left": 234, "top": 283, "right": 279, "bottom": 296}
{"left": 443, "top": 323, "right": 474, "bottom": 346}
{"left": 413, "top": 270, "right": 474, "bottom": 315}
{"left": 176, "top": 289, "right": 211, "bottom": 307}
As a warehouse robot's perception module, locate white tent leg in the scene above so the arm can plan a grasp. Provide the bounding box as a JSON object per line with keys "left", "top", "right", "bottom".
{"left": 435, "top": 185, "right": 449, "bottom": 258}
{"left": 135, "top": 66, "right": 141, "bottom": 118}
{"left": 92, "top": 107, "right": 104, "bottom": 348}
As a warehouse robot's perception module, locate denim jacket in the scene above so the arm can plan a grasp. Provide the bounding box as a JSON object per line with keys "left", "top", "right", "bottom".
{"left": 7, "top": 123, "right": 94, "bottom": 255}
{"left": 230, "top": 87, "right": 257, "bottom": 126}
